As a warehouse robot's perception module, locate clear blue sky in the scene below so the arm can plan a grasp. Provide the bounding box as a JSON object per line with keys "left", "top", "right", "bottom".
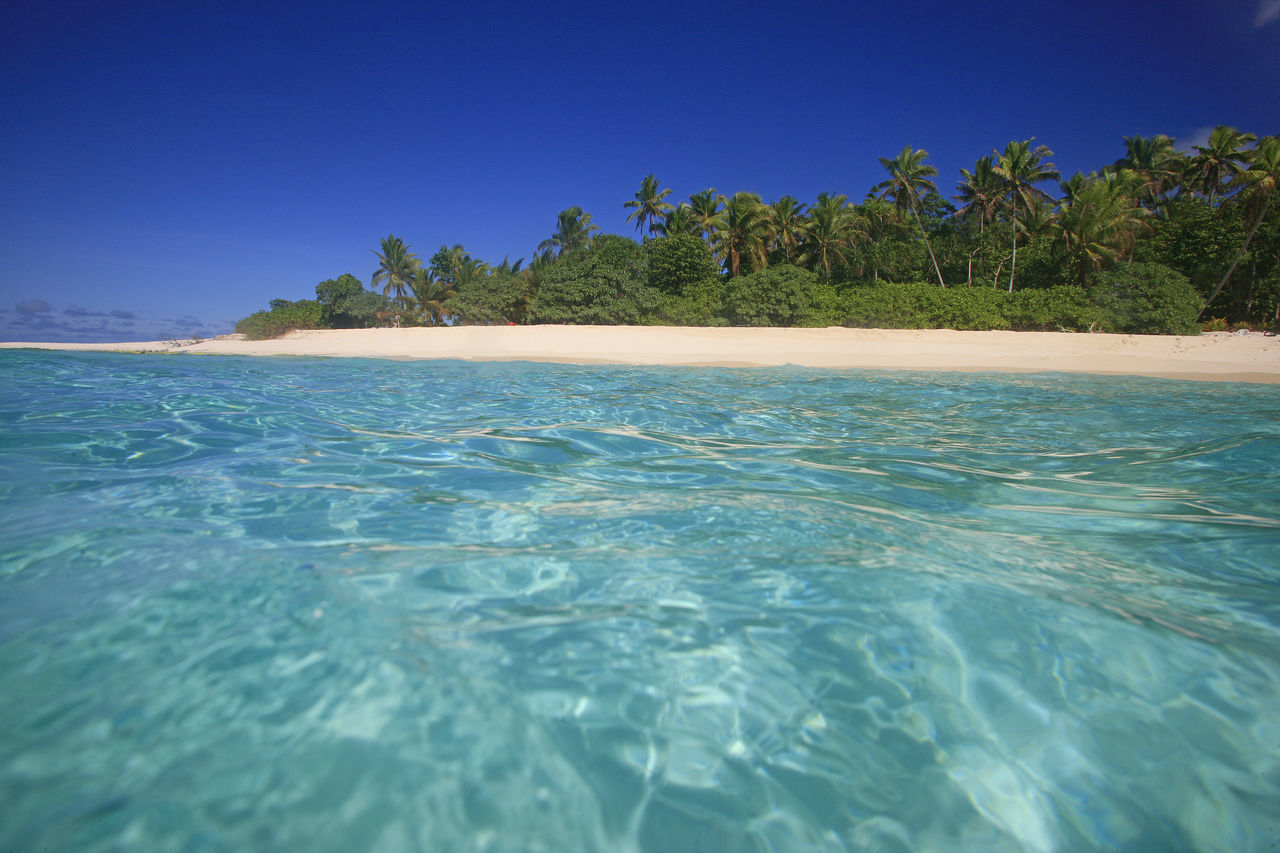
{"left": 2, "top": 0, "right": 1277, "bottom": 341}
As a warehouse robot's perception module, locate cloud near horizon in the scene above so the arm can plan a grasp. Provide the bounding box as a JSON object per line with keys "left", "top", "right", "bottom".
{"left": 16, "top": 299, "right": 53, "bottom": 314}
{"left": 4, "top": 300, "right": 227, "bottom": 343}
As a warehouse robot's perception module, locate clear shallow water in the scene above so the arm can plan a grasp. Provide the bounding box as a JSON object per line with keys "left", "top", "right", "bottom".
{"left": 1, "top": 351, "right": 1278, "bottom": 852}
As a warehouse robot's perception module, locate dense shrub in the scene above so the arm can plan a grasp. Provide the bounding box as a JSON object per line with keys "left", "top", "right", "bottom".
{"left": 645, "top": 234, "right": 719, "bottom": 295}
{"left": 1091, "top": 262, "right": 1202, "bottom": 335}
{"left": 527, "top": 237, "right": 660, "bottom": 324}
{"left": 837, "top": 282, "right": 1009, "bottom": 330}
{"left": 445, "top": 273, "right": 534, "bottom": 324}
{"left": 234, "top": 299, "right": 323, "bottom": 340}
{"left": 832, "top": 282, "right": 1107, "bottom": 332}
{"left": 722, "top": 265, "right": 835, "bottom": 326}
{"left": 645, "top": 279, "right": 728, "bottom": 326}
{"left": 315, "top": 274, "right": 393, "bottom": 328}
{"left": 1006, "top": 287, "right": 1101, "bottom": 331}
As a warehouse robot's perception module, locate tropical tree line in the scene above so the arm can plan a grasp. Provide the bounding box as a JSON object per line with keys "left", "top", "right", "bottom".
{"left": 237, "top": 126, "right": 1280, "bottom": 337}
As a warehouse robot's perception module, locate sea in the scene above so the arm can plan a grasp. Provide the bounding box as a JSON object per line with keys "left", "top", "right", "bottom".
{"left": 1, "top": 350, "right": 1278, "bottom": 852}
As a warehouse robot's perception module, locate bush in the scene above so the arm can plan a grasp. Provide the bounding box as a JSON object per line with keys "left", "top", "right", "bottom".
{"left": 831, "top": 282, "right": 1105, "bottom": 332}
{"left": 645, "top": 234, "right": 719, "bottom": 295}
{"left": 1006, "top": 287, "right": 1101, "bottom": 331}
{"left": 527, "top": 237, "right": 660, "bottom": 324}
{"left": 1091, "top": 262, "right": 1202, "bottom": 335}
{"left": 315, "top": 274, "right": 393, "bottom": 328}
{"left": 445, "top": 273, "right": 534, "bottom": 325}
{"left": 645, "top": 279, "right": 728, "bottom": 326}
{"left": 837, "top": 282, "right": 1009, "bottom": 330}
{"left": 722, "top": 265, "right": 834, "bottom": 326}
{"left": 234, "top": 299, "right": 324, "bottom": 340}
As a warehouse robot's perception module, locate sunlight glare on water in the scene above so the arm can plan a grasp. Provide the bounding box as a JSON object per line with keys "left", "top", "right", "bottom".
{"left": 1, "top": 351, "right": 1278, "bottom": 851}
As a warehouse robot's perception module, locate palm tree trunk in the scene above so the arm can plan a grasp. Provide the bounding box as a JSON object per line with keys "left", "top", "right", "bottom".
{"left": 1008, "top": 227, "right": 1018, "bottom": 292}
{"left": 909, "top": 199, "right": 946, "bottom": 287}
{"left": 1198, "top": 194, "right": 1272, "bottom": 320}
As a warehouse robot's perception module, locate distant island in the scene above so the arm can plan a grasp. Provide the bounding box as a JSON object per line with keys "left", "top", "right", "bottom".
{"left": 236, "top": 129, "right": 1279, "bottom": 339}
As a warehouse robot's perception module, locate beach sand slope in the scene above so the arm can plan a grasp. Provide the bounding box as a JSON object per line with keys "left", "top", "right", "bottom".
{"left": 3, "top": 327, "right": 1278, "bottom": 383}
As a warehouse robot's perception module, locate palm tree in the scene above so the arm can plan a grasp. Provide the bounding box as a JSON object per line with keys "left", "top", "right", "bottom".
{"left": 848, "top": 199, "right": 904, "bottom": 282}
{"left": 711, "top": 192, "right": 771, "bottom": 277}
{"left": 413, "top": 268, "right": 455, "bottom": 326}
{"left": 655, "top": 203, "right": 698, "bottom": 237}
{"left": 873, "top": 146, "right": 947, "bottom": 287}
{"left": 768, "top": 196, "right": 808, "bottom": 262}
{"left": 955, "top": 155, "right": 1003, "bottom": 234}
{"left": 493, "top": 256, "right": 524, "bottom": 277}
{"left": 688, "top": 189, "right": 723, "bottom": 245}
{"left": 371, "top": 235, "right": 420, "bottom": 310}
{"left": 798, "top": 193, "right": 857, "bottom": 282}
{"left": 992, "top": 139, "right": 1060, "bottom": 291}
{"left": 1114, "top": 134, "right": 1182, "bottom": 210}
{"left": 455, "top": 255, "right": 492, "bottom": 288}
{"left": 1053, "top": 173, "right": 1150, "bottom": 288}
{"left": 1200, "top": 136, "right": 1280, "bottom": 318}
{"left": 1185, "top": 126, "right": 1257, "bottom": 204}
{"left": 537, "top": 206, "right": 599, "bottom": 258}
{"left": 624, "top": 174, "right": 675, "bottom": 240}
{"left": 429, "top": 244, "right": 466, "bottom": 286}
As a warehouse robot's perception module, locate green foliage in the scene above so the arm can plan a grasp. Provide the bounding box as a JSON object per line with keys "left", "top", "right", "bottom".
{"left": 445, "top": 273, "right": 533, "bottom": 325}
{"left": 1005, "top": 236, "right": 1072, "bottom": 291}
{"left": 1091, "top": 262, "right": 1202, "bottom": 335}
{"left": 371, "top": 235, "right": 419, "bottom": 308}
{"left": 526, "top": 236, "right": 659, "bottom": 324}
{"left": 837, "top": 282, "right": 1009, "bottom": 330}
{"left": 1135, "top": 196, "right": 1241, "bottom": 295}
{"left": 1005, "top": 287, "right": 1101, "bottom": 331}
{"left": 234, "top": 299, "right": 323, "bottom": 340}
{"left": 721, "top": 264, "right": 834, "bottom": 326}
{"left": 646, "top": 279, "right": 727, "bottom": 326}
{"left": 644, "top": 234, "right": 718, "bottom": 295}
{"left": 832, "top": 282, "right": 1102, "bottom": 332}
{"left": 315, "top": 274, "right": 391, "bottom": 328}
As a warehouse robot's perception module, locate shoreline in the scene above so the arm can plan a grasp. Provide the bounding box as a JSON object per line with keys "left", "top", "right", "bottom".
{"left": 3, "top": 326, "right": 1279, "bottom": 383}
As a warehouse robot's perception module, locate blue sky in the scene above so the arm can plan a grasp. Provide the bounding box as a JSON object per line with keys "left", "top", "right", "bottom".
{"left": 2, "top": 0, "right": 1277, "bottom": 341}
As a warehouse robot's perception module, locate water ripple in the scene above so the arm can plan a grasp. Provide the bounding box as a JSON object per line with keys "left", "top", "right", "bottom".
{"left": 2, "top": 352, "right": 1279, "bottom": 851}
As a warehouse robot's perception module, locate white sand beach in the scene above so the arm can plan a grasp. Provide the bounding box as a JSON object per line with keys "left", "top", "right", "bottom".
{"left": 4, "top": 326, "right": 1279, "bottom": 383}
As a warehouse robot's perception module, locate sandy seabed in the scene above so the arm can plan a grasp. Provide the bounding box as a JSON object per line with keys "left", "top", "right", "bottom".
{"left": 3, "top": 326, "right": 1279, "bottom": 383}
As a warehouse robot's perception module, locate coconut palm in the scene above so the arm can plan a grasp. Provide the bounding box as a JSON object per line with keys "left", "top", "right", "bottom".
{"left": 873, "top": 146, "right": 947, "bottom": 287}
{"left": 371, "top": 235, "right": 420, "bottom": 310}
{"left": 768, "top": 196, "right": 809, "bottom": 262}
{"left": 798, "top": 193, "right": 857, "bottom": 282}
{"left": 413, "top": 268, "right": 455, "bottom": 326}
{"left": 538, "top": 206, "right": 599, "bottom": 258}
{"left": 1185, "top": 126, "right": 1257, "bottom": 204}
{"left": 428, "top": 244, "right": 466, "bottom": 286}
{"left": 1053, "top": 174, "right": 1150, "bottom": 288}
{"left": 688, "top": 189, "right": 723, "bottom": 245}
{"left": 955, "top": 155, "right": 1003, "bottom": 234}
{"left": 493, "top": 256, "right": 524, "bottom": 277}
{"left": 624, "top": 174, "right": 675, "bottom": 239}
{"left": 454, "top": 255, "right": 492, "bottom": 288}
{"left": 1201, "top": 136, "right": 1280, "bottom": 318}
{"left": 1114, "top": 134, "right": 1182, "bottom": 210}
{"left": 851, "top": 199, "right": 907, "bottom": 282}
{"left": 655, "top": 203, "right": 698, "bottom": 237}
{"left": 711, "top": 192, "right": 771, "bottom": 277}
{"left": 992, "top": 139, "right": 1060, "bottom": 291}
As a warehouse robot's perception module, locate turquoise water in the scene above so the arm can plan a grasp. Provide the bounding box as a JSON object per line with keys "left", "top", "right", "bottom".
{"left": 1, "top": 351, "right": 1278, "bottom": 852}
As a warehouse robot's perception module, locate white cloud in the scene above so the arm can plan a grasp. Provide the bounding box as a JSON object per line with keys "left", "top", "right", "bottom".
{"left": 1177, "top": 126, "right": 1215, "bottom": 154}
{"left": 1255, "top": 0, "right": 1280, "bottom": 27}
